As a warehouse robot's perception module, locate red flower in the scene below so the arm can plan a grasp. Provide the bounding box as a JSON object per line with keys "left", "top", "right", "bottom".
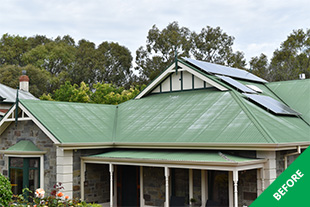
{"left": 57, "top": 192, "right": 64, "bottom": 197}
{"left": 65, "top": 195, "right": 69, "bottom": 200}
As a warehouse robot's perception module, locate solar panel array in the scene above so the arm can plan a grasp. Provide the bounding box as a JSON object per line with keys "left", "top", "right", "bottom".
{"left": 217, "top": 75, "right": 257, "bottom": 93}
{"left": 184, "top": 58, "right": 268, "bottom": 83}
{"left": 243, "top": 93, "right": 301, "bottom": 116}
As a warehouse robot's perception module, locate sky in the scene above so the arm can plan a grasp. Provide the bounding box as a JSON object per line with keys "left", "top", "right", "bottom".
{"left": 1, "top": 0, "right": 309, "bottom": 67}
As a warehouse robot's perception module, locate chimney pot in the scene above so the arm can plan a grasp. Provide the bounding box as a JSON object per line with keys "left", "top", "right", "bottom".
{"left": 19, "top": 71, "right": 29, "bottom": 92}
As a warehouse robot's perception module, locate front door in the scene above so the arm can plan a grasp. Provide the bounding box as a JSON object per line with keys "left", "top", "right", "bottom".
{"left": 9, "top": 157, "right": 40, "bottom": 197}
{"left": 117, "top": 165, "right": 140, "bottom": 206}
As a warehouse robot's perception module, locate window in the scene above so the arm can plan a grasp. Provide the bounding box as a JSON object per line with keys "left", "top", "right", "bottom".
{"left": 9, "top": 157, "right": 40, "bottom": 196}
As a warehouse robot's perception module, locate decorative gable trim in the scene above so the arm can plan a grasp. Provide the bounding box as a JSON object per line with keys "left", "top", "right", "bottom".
{"left": 135, "top": 61, "right": 228, "bottom": 99}
{"left": 0, "top": 103, "right": 60, "bottom": 144}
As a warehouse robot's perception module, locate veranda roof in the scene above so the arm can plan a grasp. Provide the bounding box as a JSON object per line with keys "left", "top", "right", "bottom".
{"left": 85, "top": 150, "right": 266, "bottom": 167}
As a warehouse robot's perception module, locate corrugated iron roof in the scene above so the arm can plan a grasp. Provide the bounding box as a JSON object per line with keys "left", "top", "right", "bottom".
{"left": 90, "top": 150, "right": 262, "bottom": 164}
{"left": 20, "top": 99, "right": 116, "bottom": 143}
{"left": 267, "top": 79, "right": 310, "bottom": 124}
{"left": 18, "top": 86, "right": 310, "bottom": 145}
{"left": 0, "top": 83, "right": 38, "bottom": 103}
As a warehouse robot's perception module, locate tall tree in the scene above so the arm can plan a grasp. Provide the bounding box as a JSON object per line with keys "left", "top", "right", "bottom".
{"left": 249, "top": 53, "right": 270, "bottom": 81}
{"left": 135, "top": 22, "right": 192, "bottom": 82}
{"left": 191, "top": 26, "right": 246, "bottom": 68}
{"left": 135, "top": 22, "right": 246, "bottom": 83}
{"left": 96, "top": 42, "right": 134, "bottom": 88}
{"left": 0, "top": 34, "right": 30, "bottom": 66}
{"left": 0, "top": 64, "right": 51, "bottom": 97}
{"left": 269, "top": 29, "right": 310, "bottom": 81}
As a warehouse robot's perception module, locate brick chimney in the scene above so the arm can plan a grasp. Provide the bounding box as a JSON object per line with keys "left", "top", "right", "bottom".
{"left": 19, "top": 70, "right": 29, "bottom": 92}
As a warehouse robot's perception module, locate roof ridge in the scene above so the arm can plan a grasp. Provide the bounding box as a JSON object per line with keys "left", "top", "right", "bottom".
{"left": 229, "top": 90, "right": 277, "bottom": 144}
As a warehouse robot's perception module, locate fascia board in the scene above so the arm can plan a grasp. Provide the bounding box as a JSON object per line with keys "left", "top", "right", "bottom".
{"left": 81, "top": 156, "right": 266, "bottom": 171}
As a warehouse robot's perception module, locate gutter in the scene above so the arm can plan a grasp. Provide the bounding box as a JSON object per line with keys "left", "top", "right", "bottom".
{"left": 54, "top": 142, "right": 310, "bottom": 151}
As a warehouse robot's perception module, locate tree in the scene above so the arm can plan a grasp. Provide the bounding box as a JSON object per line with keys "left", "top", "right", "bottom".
{"left": 135, "top": 22, "right": 192, "bottom": 82}
{"left": 249, "top": 53, "right": 270, "bottom": 81}
{"left": 70, "top": 39, "right": 98, "bottom": 86}
{"left": 0, "top": 34, "right": 30, "bottom": 66}
{"left": 0, "top": 64, "right": 52, "bottom": 97}
{"left": 96, "top": 42, "right": 134, "bottom": 88}
{"left": 269, "top": 29, "right": 310, "bottom": 81}
{"left": 191, "top": 26, "right": 246, "bottom": 68}
{"left": 135, "top": 22, "right": 246, "bottom": 83}
{"left": 22, "top": 41, "right": 76, "bottom": 76}
{"left": 40, "top": 81, "right": 143, "bottom": 105}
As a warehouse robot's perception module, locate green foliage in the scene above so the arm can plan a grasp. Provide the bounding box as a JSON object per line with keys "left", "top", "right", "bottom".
{"left": 40, "top": 81, "right": 143, "bottom": 105}
{"left": 191, "top": 26, "right": 246, "bottom": 68}
{"left": 135, "top": 22, "right": 246, "bottom": 82}
{"left": 0, "top": 173, "right": 13, "bottom": 206}
{"left": 0, "top": 64, "right": 52, "bottom": 97}
{"left": 269, "top": 28, "right": 310, "bottom": 81}
{"left": 250, "top": 29, "right": 310, "bottom": 81}
{"left": 0, "top": 34, "right": 135, "bottom": 98}
{"left": 249, "top": 53, "right": 270, "bottom": 80}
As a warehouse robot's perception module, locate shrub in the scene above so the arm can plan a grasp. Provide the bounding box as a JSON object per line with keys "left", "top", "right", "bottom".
{"left": 0, "top": 172, "right": 13, "bottom": 206}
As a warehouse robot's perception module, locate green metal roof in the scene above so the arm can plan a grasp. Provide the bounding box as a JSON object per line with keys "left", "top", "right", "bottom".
{"left": 13, "top": 59, "right": 309, "bottom": 148}
{"left": 90, "top": 150, "right": 262, "bottom": 164}
{"left": 116, "top": 89, "right": 309, "bottom": 144}
{"left": 267, "top": 79, "right": 310, "bottom": 124}
{"left": 18, "top": 87, "right": 310, "bottom": 145}
{"left": 6, "top": 140, "right": 41, "bottom": 152}
{"left": 20, "top": 99, "right": 116, "bottom": 143}
{"left": 116, "top": 89, "right": 268, "bottom": 144}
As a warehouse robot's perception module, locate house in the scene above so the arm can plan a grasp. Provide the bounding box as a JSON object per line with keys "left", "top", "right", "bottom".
{"left": 0, "top": 71, "right": 38, "bottom": 117}
{"left": 0, "top": 58, "right": 309, "bottom": 207}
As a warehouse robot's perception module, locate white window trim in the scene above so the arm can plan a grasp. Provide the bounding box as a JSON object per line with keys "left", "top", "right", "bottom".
{"left": 5, "top": 154, "right": 45, "bottom": 189}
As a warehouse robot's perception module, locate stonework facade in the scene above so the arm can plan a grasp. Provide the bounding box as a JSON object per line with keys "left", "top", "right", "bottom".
{"left": 0, "top": 120, "right": 56, "bottom": 193}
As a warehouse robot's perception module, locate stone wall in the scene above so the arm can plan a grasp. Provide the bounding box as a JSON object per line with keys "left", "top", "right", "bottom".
{"left": 72, "top": 149, "right": 108, "bottom": 199}
{"left": 0, "top": 120, "right": 56, "bottom": 193}
{"left": 238, "top": 169, "right": 257, "bottom": 207}
{"left": 143, "top": 166, "right": 165, "bottom": 206}
{"left": 83, "top": 163, "right": 110, "bottom": 203}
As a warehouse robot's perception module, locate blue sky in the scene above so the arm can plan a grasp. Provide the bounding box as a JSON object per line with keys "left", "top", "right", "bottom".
{"left": 1, "top": 0, "right": 309, "bottom": 66}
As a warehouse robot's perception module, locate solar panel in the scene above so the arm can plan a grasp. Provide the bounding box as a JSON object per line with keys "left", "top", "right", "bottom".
{"left": 217, "top": 75, "right": 257, "bottom": 93}
{"left": 243, "top": 93, "right": 301, "bottom": 116}
{"left": 184, "top": 58, "right": 268, "bottom": 83}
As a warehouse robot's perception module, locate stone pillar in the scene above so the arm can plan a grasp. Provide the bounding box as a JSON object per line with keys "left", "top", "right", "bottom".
{"left": 56, "top": 147, "right": 73, "bottom": 198}
{"left": 257, "top": 151, "right": 276, "bottom": 189}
